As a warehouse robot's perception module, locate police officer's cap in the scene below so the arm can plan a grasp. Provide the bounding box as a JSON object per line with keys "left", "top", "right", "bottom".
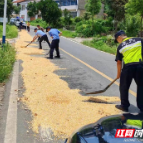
{"left": 114, "top": 30, "right": 125, "bottom": 43}
{"left": 34, "top": 28, "right": 37, "bottom": 31}
{"left": 46, "top": 26, "right": 51, "bottom": 29}
{"left": 46, "top": 26, "right": 51, "bottom": 32}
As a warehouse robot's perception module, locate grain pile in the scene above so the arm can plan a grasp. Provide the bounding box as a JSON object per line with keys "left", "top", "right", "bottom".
{"left": 16, "top": 30, "right": 121, "bottom": 138}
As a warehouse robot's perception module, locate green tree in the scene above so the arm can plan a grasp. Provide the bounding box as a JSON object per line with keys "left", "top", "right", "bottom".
{"left": 119, "top": 15, "right": 140, "bottom": 36}
{"left": 103, "top": 0, "right": 128, "bottom": 31}
{"left": 85, "top": 0, "right": 101, "bottom": 28}
{"left": 125, "top": 0, "right": 143, "bottom": 36}
{"left": 0, "top": 0, "right": 14, "bottom": 20}
{"left": 13, "top": 5, "right": 21, "bottom": 15}
{"left": 63, "top": 9, "right": 72, "bottom": 26}
{"left": 27, "top": 1, "right": 38, "bottom": 17}
{"left": 82, "top": 12, "right": 91, "bottom": 21}
{"left": 37, "top": 0, "right": 62, "bottom": 26}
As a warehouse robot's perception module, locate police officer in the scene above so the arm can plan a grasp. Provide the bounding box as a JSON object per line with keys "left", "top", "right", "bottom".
{"left": 115, "top": 30, "right": 143, "bottom": 113}
{"left": 46, "top": 26, "right": 62, "bottom": 59}
{"left": 32, "top": 28, "right": 50, "bottom": 49}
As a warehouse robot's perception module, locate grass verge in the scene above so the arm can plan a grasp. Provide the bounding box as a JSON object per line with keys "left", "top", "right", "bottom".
{"left": 30, "top": 19, "right": 47, "bottom": 28}
{"left": 82, "top": 39, "right": 117, "bottom": 55}
{"left": 0, "top": 44, "right": 16, "bottom": 83}
{"left": 0, "top": 25, "right": 18, "bottom": 39}
{"left": 59, "top": 29, "right": 77, "bottom": 38}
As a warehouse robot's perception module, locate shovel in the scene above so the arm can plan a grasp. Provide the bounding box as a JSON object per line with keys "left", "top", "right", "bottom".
{"left": 86, "top": 78, "right": 118, "bottom": 94}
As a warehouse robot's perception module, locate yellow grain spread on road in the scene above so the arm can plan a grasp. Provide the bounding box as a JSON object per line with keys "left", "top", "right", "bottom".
{"left": 16, "top": 30, "right": 121, "bottom": 138}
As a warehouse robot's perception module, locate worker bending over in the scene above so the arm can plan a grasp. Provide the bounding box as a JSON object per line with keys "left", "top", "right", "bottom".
{"left": 32, "top": 28, "right": 50, "bottom": 49}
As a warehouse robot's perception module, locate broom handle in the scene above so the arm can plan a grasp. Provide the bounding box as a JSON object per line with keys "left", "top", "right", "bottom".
{"left": 105, "top": 78, "right": 118, "bottom": 90}
{"left": 26, "top": 41, "right": 32, "bottom": 47}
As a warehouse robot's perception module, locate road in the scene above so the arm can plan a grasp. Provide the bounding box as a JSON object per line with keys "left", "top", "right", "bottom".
{"left": 0, "top": 27, "right": 139, "bottom": 143}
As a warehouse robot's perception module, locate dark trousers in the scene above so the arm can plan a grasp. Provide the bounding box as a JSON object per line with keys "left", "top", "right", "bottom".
{"left": 39, "top": 35, "right": 50, "bottom": 49}
{"left": 50, "top": 39, "right": 60, "bottom": 58}
{"left": 27, "top": 26, "right": 30, "bottom": 32}
{"left": 19, "top": 25, "right": 22, "bottom": 31}
{"left": 120, "top": 64, "right": 143, "bottom": 111}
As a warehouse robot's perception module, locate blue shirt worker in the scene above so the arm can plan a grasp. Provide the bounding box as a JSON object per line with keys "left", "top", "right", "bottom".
{"left": 46, "top": 27, "right": 62, "bottom": 59}
{"left": 32, "top": 28, "right": 50, "bottom": 49}
{"left": 115, "top": 30, "right": 143, "bottom": 113}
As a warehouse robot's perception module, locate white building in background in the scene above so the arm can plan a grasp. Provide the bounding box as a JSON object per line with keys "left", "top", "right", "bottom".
{"left": 12, "top": 0, "right": 86, "bottom": 21}
{"left": 13, "top": 0, "right": 40, "bottom": 21}
{"left": 54, "top": 0, "right": 86, "bottom": 17}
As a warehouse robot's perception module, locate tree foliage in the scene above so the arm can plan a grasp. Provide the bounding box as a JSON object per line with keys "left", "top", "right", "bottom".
{"left": 104, "top": 0, "right": 128, "bottom": 19}
{"left": 125, "top": 0, "right": 143, "bottom": 36}
{"left": 27, "top": 1, "right": 38, "bottom": 17}
{"left": 13, "top": 5, "right": 21, "bottom": 15}
{"left": 125, "top": 0, "right": 143, "bottom": 15}
{"left": 85, "top": 0, "right": 101, "bottom": 18}
{"left": 37, "top": 0, "right": 62, "bottom": 25}
{"left": 103, "top": 0, "right": 128, "bottom": 31}
{"left": 119, "top": 14, "right": 141, "bottom": 36}
{"left": 82, "top": 12, "right": 91, "bottom": 20}
{"left": 85, "top": 0, "right": 101, "bottom": 28}
{"left": 0, "top": 0, "right": 14, "bottom": 20}
{"left": 63, "top": 9, "right": 72, "bottom": 26}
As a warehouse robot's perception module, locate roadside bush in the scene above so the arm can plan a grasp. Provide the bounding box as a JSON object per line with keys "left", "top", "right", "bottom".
{"left": 0, "top": 44, "right": 16, "bottom": 82}
{"left": 75, "top": 19, "right": 112, "bottom": 37}
{"left": 74, "top": 17, "right": 82, "bottom": 23}
{"left": 30, "top": 19, "right": 47, "bottom": 28}
{"left": 53, "top": 17, "right": 65, "bottom": 28}
{"left": 82, "top": 12, "right": 91, "bottom": 20}
{"left": 76, "top": 24, "right": 94, "bottom": 37}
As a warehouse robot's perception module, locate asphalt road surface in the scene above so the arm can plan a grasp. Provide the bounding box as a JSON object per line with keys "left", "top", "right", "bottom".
{"left": 0, "top": 26, "right": 139, "bottom": 143}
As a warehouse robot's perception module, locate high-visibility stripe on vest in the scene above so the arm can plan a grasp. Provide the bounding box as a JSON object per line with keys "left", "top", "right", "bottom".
{"left": 120, "top": 38, "right": 142, "bottom": 65}
{"left": 126, "top": 119, "right": 143, "bottom": 129}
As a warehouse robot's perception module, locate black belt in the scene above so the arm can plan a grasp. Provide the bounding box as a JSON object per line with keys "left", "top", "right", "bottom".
{"left": 124, "top": 62, "right": 140, "bottom": 67}
{"left": 124, "top": 59, "right": 143, "bottom": 67}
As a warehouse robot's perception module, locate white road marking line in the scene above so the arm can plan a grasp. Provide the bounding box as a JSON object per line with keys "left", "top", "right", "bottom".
{"left": 4, "top": 61, "right": 19, "bottom": 143}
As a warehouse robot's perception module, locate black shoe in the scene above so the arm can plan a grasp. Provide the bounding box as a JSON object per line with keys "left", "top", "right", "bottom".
{"left": 39, "top": 48, "right": 42, "bottom": 49}
{"left": 47, "top": 57, "right": 53, "bottom": 59}
{"left": 115, "top": 105, "right": 128, "bottom": 112}
{"left": 54, "top": 56, "right": 60, "bottom": 58}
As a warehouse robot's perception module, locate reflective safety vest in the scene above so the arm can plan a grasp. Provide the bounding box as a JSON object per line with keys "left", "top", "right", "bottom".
{"left": 126, "top": 119, "right": 143, "bottom": 129}
{"left": 119, "top": 37, "right": 143, "bottom": 65}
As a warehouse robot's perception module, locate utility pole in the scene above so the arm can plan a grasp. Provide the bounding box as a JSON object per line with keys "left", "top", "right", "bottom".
{"left": 2, "top": 0, "right": 8, "bottom": 44}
